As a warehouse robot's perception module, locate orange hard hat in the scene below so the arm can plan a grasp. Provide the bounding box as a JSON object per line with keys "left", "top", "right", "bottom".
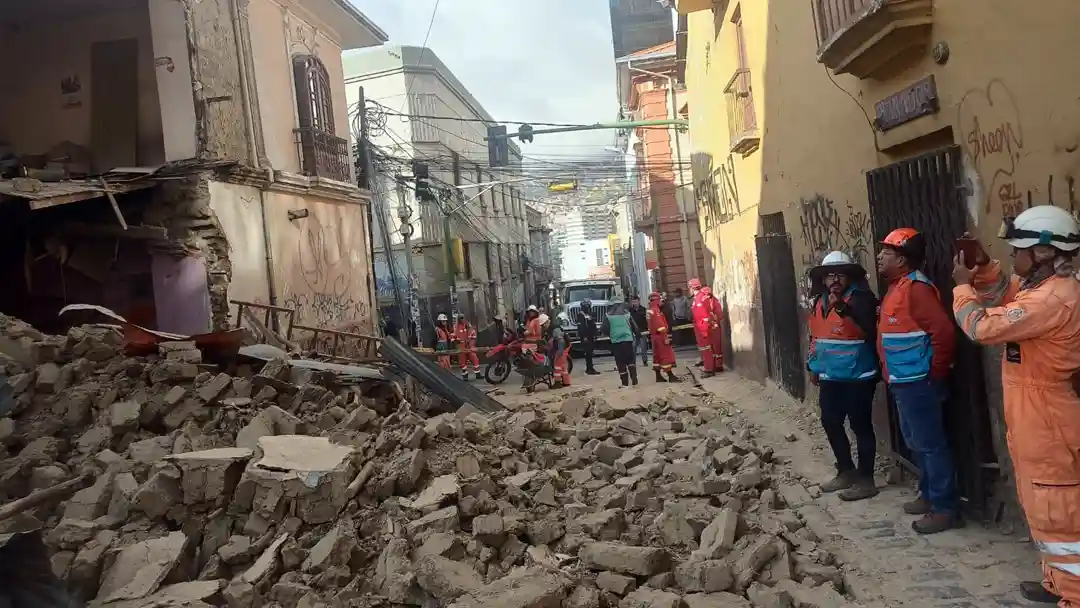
{"left": 881, "top": 227, "right": 926, "bottom": 261}
{"left": 881, "top": 227, "right": 919, "bottom": 248}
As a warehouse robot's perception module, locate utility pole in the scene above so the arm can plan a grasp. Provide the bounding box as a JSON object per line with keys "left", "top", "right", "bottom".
{"left": 447, "top": 152, "right": 462, "bottom": 321}
{"left": 396, "top": 176, "right": 420, "bottom": 345}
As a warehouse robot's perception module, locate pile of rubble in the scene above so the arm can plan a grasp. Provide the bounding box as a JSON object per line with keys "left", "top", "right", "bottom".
{"left": 0, "top": 313, "right": 859, "bottom": 608}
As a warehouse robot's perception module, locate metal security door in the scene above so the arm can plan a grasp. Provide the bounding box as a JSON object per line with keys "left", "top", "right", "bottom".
{"left": 755, "top": 231, "right": 806, "bottom": 400}
{"left": 866, "top": 145, "right": 996, "bottom": 516}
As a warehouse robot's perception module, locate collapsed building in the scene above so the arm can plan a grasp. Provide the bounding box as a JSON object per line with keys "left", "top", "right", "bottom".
{"left": 0, "top": 311, "right": 863, "bottom": 608}
{"left": 0, "top": 0, "right": 387, "bottom": 336}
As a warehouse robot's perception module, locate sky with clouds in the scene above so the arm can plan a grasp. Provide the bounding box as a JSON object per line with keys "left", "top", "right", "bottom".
{"left": 354, "top": 1, "right": 624, "bottom": 160}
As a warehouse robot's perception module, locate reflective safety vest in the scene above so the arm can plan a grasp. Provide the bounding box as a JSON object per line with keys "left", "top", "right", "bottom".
{"left": 806, "top": 287, "right": 877, "bottom": 382}
{"left": 607, "top": 313, "right": 634, "bottom": 343}
{"left": 878, "top": 270, "right": 936, "bottom": 384}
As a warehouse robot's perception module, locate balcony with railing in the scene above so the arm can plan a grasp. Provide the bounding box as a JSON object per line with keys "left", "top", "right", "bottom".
{"left": 813, "top": 0, "right": 933, "bottom": 80}
{"left": 295, "top": 128, "right": 352, "bottom": 184}
{"left": 724, "top": 68, "right": 759, "bottom": 155}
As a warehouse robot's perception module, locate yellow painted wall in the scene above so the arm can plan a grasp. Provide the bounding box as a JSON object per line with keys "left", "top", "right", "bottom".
{"left": 685, "top": 0, "right": 1080, "bottom": 383}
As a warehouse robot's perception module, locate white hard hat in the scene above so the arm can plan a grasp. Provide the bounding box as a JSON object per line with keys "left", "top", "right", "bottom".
{"left": 821, "top": 251, "right": 854, "bottom": 266}
{"left": 1003, "top": 205, "right": 1080, "bottom": 252}
{"left": 437, "top": 313, "right": 448, "bottom": 321}
{"left": 527, "top": 305, "right": 539, "bottom": 312}
{"left": 537, "top": 314, "right": 550, "bottom": 325}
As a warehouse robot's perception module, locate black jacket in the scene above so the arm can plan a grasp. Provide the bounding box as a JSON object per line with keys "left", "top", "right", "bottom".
{"left": 576, "top": 304, "right": 598, "bottom": 339}
{"left": 628, "top": 304, "right": 648, "bottom": 335}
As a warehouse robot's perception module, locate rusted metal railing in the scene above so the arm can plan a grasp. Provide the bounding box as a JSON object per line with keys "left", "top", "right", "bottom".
{"left": 295, "top": 127, "right": 351, "bottom": 183}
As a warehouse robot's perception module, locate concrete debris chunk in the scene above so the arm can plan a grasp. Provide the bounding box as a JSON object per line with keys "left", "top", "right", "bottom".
{"left": 448, "top": 567, "right": 573, "bottom": 608}
{"left": 415, "top": 554, "right": 485, "bottom": 602}
{"left": 579, "top": 542, "right": 669, "bottom": 576}
{"left": 168, "top": 447, "right": 253, "bottom": 504}
{"left": 96, "top": 531, "right": 189, "bottom": 602}
{"left": 619, "top": 586, "right": 684, "bottom": 608}
{"left": 236, "top": 435, "right": 354, "bottom": 524}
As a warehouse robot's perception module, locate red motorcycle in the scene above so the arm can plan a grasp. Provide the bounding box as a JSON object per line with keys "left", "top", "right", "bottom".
{"left": 484, "top": 335, "right": 573, "bottom": 385}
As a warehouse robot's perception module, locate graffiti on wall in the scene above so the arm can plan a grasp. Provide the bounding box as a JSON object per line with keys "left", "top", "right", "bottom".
{"left": 692, "top": 152, "right": 740, "bottom": 230}
{"left": 796, "top": 195, "right": 872, "bottom": 309}
{"left": 718, "top": 249, "right": 759, "bottom": 351}
{"left": 290, "top": 212, "right": 371, "bottom": 329}
{"left": 959, "top": 79, "right": 1027, "bottom": 217}
{"left": 960, "top": 78, "right": 1080, "bottom": 221}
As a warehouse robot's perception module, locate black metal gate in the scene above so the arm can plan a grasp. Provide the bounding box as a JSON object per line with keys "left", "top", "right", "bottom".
{"left": 755, "top": 228, "right": 806, "bottom": 400}
{"left": 866, "top": 145, "right": 997, "bottom": 516}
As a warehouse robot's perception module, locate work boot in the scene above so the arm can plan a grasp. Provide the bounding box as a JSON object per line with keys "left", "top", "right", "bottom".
{"left": 1020, "top": 581, "right": 1061, "bottom": 604}
{"left": 629, "top": 366, "right": 639, "bottom": 386}
{"left": 666, "top": 370, "right": 681, "bottom": 382}
{"left": 903, "top": 497, "right": 931, "bottom": 515}
{"left": 655, "top": 369, "right": 667, "bottom": 383}
{"left": 461, "top": 372, "right": 470, "bottom": 381}
{"left": 694, "top": 361, "right": 704, "bottom": 368}
{"left": 838, "top": 476, "right": 879, "bottom": 501}
{"left": 586, "top": 368, "right": 602, "bottom": 376}
{"left": 820, "top": 470, "right": 859, "bottom": 493}
{"left": 912, "top": 512, "right": 962, "bottom": 535}
{"left": 552, "top": 380, "right": 564, "bottom": 389}
{"left": 702, "top": 371, "right": 716, "bottom": 378}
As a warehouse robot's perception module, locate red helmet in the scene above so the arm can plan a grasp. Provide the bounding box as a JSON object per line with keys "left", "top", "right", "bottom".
{"left": 881, "top": 227, "right": 925, "bottom": 258}
{"left": 688, "top": 278, "right": 702, "bottom": 290}
{"left": 649, "top": 292, "right": 662, "bottom": 301}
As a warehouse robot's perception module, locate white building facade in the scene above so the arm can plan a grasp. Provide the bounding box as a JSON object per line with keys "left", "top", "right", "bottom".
{"left": 345, "top": 46, "right": 531, "bottom": 341}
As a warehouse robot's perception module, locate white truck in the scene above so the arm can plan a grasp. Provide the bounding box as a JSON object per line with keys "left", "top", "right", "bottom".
{"left": 559, "top": 278, "right": 623, "bottom": 353}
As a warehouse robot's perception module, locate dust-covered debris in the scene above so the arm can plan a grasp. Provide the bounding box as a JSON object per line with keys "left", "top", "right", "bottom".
{"left": 0, "top": 312, "right": 865, "bottom": 607}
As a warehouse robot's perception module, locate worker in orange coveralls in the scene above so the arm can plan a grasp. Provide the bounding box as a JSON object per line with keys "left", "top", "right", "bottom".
{"left": 454, "top": 314, "right": 480, "bottom": 380}
{"left": 522, "top": 305, "right": 545, "bottom": 364}
{"left": 689, "top": 279, "right": 713, "bottom": 375}
{"left": 648, "top": 292, "right": 680, "bottom": 383}
{"left": 951, "top": 205, "right": 1080, "bottom": 607}
{"left": 703, "top": 286, "right": 725, "bottom": 372}
{"left": 549, "top": 312, "right": 571, "bottom": 388}
{"left": 690, "top": 278, "right": 725, "bottom": 377}
{"left": 434, "top": 313, "right": 452, "bottom": 370}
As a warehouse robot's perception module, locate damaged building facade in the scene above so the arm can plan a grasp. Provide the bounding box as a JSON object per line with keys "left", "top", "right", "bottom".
{"left": 0, "top": 0, "right": 387, "bottom": 335}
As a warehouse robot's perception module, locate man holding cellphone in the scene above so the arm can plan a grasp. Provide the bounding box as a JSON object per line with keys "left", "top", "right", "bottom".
{"left": 952, "top": 205, "right": 1080, "bottom": 605}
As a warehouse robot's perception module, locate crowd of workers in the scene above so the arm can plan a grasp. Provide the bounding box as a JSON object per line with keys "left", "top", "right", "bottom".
{"left": 420, "top": 276, "right": 728, "bottom": 391}
{"left": 807, "top": 204, "right": 1080, "bottom": 606}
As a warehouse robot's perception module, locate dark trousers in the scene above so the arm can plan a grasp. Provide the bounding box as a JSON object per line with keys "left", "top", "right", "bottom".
{"left": 612, "top": 341, "right": 637, "bottom": 385}
{"left": 891, "top": 378, "right": 957, "bottom": 514}
{"left": 582, "top": 337, "right": 596, "bottom": 371}
{"left": 819, "top": 379, "right": 877, "bottom": 477}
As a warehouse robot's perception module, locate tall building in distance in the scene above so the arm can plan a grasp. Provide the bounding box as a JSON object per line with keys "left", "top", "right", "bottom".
{"left": 609, "top": 0, "right": 675, "bottom": 58}
{"left": 557, "top": 205, "right": 617, "bottom": 281}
